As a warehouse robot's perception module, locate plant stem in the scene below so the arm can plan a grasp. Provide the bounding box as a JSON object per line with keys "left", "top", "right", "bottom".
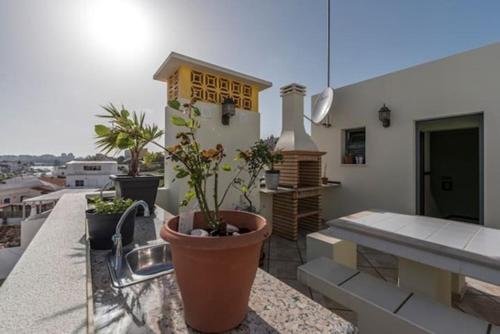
{"left": 218, "top": 167, "right": 243, "bottom": 208}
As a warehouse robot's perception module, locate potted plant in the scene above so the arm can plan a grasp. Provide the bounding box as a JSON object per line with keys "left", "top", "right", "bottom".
{"left": 86, "top": 197, "right": 135, "bottom": 250}
{"left": 322, "top": 162, "right": 329, "bottom": 185}
{"left": 233, "top": 139, "right": 274, "bottom": 267}
{"left": 342, "top": 152, "right": 353, "bottom": 164}
{"left": 263, "top": 147, "right": 283, "bottom": 190}
{"left": 150, "top": 99, "right": 271, "bottom": 333}
{"left": 233, "top": 139, "right": 271, "bottom": 212}
{"left": 94, "top": 104, "right": 164, "bottom": 211}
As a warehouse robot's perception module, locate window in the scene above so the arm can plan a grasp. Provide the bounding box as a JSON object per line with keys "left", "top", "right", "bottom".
{"left": 83, "top": 165, "right": 101, "bottom": 171}
{"left": 3, "top": 198, "right": 10, "bottom": 204}
{"left": 75, "top": 180, "right": 85, "bottom": 187}
{"left": 343, "top": 128, "right": 366, "bottom": 164}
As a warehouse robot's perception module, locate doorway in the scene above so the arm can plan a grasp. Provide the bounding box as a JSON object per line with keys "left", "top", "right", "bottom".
{"left": 416, "top": 114, "right": 483, "bottom": 224}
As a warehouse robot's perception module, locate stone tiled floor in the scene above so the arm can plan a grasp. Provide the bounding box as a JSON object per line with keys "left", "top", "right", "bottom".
{"left": 261, "top": 233, "right": 500, "bottom": 326}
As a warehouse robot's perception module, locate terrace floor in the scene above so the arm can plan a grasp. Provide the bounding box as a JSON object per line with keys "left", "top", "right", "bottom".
{"left": 262, "top": 232, "right": 500, "bottom": 326}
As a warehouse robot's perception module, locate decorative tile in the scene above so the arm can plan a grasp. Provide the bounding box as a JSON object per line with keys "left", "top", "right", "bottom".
{"left": 167, "top": 70, "right": 179, "bottom": 101}
{"left": 205, "top": 73, "right": 217, "bottom": 88}
{"left": 191, "top": 70, "right": 203, "bottom": 86}
{"left": 187, "top": 69, "right": 256, "bottom": 111}
{"left": 191, "top": 86, "right": 203, "bottom": 100}
{"left": 205, "top": 89, "right": 217, "bottom": 103}
{"left": 219, "top": 92, "right": 230, "bottom": 104}
{"left": 231, "top": 80, "right": 241, "bottom": 95}
{"left": 219, "top": 77, "right": 229, "bottom": 92}
{"left": 232, "top": 95, "right": 241, "bottom": 108}
{"left": 243, "top": 98, "right": 252, "bottom": 110}
{"left": 243, "top": 84, "right": 252, "bottom": 97}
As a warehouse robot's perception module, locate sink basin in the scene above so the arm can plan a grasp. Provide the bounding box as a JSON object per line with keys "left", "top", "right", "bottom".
{"left": 126, "top": 243, "right": 174, "bottom": 276}
{"left": 107, "top": 243, "right": 174, "bottom": 288}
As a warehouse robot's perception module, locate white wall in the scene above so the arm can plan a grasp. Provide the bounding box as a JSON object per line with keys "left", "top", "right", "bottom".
{"left": 163, "top": 100, "right": 260, "bottom": 215}
{"left": 312, "top": 42, "right": 500, "bottom": 228}
{"left": 66, "top": 174, "right": 111, "bottom": 188}
{"left": 0, "top": 211, "right": 48, "bottom": 279}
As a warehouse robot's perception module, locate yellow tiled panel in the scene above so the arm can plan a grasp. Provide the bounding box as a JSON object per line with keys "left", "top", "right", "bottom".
{"left": 167, "top": 65, "right": 259, "bottom": 112}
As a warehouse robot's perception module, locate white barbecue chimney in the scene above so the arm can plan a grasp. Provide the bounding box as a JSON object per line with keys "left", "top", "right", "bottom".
{"left": 275, "top": 83, "right": 318, "bottom": 151}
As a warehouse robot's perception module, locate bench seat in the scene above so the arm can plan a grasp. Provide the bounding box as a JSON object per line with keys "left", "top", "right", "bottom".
{"left": 299, "top": 257, "right": 493, "bottom": 334}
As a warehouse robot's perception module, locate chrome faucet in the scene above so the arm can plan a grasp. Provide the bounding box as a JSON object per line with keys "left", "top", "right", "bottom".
{"left": 111, "top": 200, "right": 150, "bottom": 270}
{"left": 99, "top": 180, "right": 114, "bottom": 199}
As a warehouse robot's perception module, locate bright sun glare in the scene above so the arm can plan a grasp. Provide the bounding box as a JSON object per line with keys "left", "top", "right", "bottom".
{"left": 85, "top": 0, "right": 151, "bottom": 61}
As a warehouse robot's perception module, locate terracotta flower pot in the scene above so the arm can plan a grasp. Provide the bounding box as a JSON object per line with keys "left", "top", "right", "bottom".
{"left": 161, "top": 210, "right": 271, "bottom": 333}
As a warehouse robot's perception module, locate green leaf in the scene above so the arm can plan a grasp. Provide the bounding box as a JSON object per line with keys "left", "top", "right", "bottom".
{"left": 116, "top": 133, "right": 133, "bottom": 149}
{"left": 168, "top": 100, "right": 181, "bottom": 110}
{"left": 221, "top": 163, "right": 232, "bottom": 172}
{"left": 171, "top": 116, "right": 187, "bottom": 127}
{"left": 94, "top": 124, "right": 110, "bottom": 136}
{"left": 241, "top": 185, "right": 249, "bottom": 193}
{"left": 192, "top": 106, "right": 201, "bottom": 116}
{"left": 186, "top": 118, "right": 194, "bottom": 129}
{"left": 175, "top": 169, "right": 189, "bottom": 178}
{"left": 121, "top": 109, "right": 130, "bottom": 118}
{"left": 184, "top": 190, "right": 195, "bottom": 202}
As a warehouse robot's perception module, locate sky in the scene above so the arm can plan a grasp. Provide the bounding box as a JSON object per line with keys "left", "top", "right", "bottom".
{"left": 1, "top": 0, "right": 500, "bottom": 156}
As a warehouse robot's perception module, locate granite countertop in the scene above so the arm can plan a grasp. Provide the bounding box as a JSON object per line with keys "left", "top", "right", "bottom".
{"left": 91, "top": 207, "right": 354, "bottom": 334}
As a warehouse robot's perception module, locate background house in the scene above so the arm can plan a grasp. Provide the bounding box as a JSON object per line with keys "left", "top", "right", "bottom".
{"left": 64, "top": 160, "right": 118, "bottom": 188}
{"left": 0, "top": 176, "right": 62, "bottom": 218}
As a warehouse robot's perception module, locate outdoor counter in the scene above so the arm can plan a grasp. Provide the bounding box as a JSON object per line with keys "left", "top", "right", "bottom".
{"left": 91, "top": 207, "right": 355, "bottom": 334}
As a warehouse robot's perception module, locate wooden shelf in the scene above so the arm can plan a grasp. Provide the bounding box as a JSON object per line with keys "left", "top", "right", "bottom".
{"left": 259, "top": 182, "right": 341, "bottom": 195}
{"left": 297, "top": 209, "right": 320, "bottom": 219}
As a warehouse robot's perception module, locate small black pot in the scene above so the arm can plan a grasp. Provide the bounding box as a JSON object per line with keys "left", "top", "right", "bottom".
{"left": 86, "top": 208, "right": 136, "bottom": 250}
{"left": 110, "top": 175, "right": 160, "bottom": 211}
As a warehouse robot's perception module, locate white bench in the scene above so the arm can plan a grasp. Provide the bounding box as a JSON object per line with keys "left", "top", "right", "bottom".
{"left": 298, "top": 257, "right": 497, "bottom": 334}
{"left": 307, "top": 228, "right": 357, "bottom": 268}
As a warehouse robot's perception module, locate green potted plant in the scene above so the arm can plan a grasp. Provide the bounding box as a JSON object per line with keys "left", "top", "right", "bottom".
{"left": 233, "top": 139, "right": 270, "bottom": 212}
{"left": 94, "top": 104, "right": 164, "bottom": 211}
{"left": 150, "top": 99, "right": 271, "bottom": 333}
{"left": 263, "top": 146, "right": 283, "bottom": 190}
{"left": 86, "top": 197, "right": 135, "bottom": 250}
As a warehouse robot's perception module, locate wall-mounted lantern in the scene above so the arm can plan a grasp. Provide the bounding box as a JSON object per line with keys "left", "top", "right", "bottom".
{"left": 221, "top": 97, "right": 235, "bottom": 125}
{"left": 378, "top": 104, "right": 391, "bottom": 128}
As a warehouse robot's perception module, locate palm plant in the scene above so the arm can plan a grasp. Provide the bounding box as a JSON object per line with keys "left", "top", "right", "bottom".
{"left": 94, "top": 104, "right": 164, "bottom": 177}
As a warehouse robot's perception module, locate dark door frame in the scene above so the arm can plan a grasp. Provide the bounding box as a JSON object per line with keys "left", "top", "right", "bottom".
{"left": 415, "top": 113, "right": 484, "bottom": 225}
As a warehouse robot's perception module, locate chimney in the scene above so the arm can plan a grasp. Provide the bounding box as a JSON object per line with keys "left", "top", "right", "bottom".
{"left": 275, "top": 83, "right": 318, "bottom": 151}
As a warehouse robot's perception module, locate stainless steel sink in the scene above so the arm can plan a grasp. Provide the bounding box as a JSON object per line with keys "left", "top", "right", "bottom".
{"left": 127, "top": 243, "right": 174, "bottom": 276}
{"left": 107, "top": 243, "right": 174, "bottom": 288}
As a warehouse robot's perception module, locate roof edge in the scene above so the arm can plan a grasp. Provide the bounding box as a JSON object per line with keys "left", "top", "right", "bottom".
{"left": 153, "top": 52, "right": 272, "bottom": 91}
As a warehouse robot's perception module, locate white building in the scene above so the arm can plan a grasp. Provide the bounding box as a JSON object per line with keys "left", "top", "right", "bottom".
{"left": 0, "top": 176, "right": 62, "bottom": 217}
{"left": 52, "top": 165, "right": 67, "bottom": 177}
{"left": 0, "top": 175, "right": 61, "bottom": 206}
{"left": 64, "top": 161, "right": 118, "bottom": 188}
{"left": 312, "top": 42, "right": 500, "bottom": 229}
